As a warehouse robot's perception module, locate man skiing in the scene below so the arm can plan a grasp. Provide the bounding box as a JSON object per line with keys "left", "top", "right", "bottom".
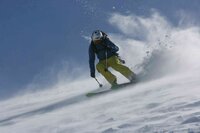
{"left": 89, "top": 30, "right": 136, "bottom": 88}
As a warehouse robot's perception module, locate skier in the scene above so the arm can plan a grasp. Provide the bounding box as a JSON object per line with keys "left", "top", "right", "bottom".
{"left": 89, "top": 30, "right": 137, "bottom": 88}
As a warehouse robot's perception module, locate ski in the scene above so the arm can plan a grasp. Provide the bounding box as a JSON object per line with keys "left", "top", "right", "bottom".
{"left": 86, "top": 82, "right": 135, "bottom": 97}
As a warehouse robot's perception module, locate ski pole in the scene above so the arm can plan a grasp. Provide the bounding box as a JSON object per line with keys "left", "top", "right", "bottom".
{"left": 105, "top": 50, "right": 108, "bottom": 71}
{"left": 94, "top": 78, "right": 103, "bottom": 87}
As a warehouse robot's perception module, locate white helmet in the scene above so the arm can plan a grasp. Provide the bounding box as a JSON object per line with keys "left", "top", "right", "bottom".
{"left": 91, "top": 30, "right": 103, "bottom": 41}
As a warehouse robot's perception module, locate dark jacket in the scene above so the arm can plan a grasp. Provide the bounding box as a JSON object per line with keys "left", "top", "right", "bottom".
{"left": 89, "top": 37, "right": 119, "bottom": 75}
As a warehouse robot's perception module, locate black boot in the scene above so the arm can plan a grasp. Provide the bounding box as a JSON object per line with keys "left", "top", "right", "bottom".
{"left": 129, "top": 73, "right": 137, "bottom": 83}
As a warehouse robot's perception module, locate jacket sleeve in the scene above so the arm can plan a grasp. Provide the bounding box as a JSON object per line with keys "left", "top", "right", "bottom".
{"left": 89, "top": 44, "right": 95, "bottom": 74}
{"left": 103, "top": 38, "right": 119, "bottom": 53}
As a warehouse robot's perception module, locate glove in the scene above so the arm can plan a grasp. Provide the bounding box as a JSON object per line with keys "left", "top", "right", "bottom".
{"left": 118, "top": 56, "right": 125, "bottom": 64}
{"left": 90, "top": 72, "right": 95, "bottom": 78}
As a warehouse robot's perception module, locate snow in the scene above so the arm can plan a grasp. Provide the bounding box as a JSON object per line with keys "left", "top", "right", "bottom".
{"left": 1, "top": 12, "right": 200, "bottom": 133}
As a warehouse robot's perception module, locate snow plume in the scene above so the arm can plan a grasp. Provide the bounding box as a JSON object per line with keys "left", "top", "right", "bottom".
{"left": 108, "top": 11, "right": 200, "bottom": 81}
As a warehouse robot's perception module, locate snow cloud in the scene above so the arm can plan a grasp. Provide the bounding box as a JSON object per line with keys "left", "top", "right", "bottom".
{"left": 108, "top": 11, "right": 200, "bottom": 80}
{"left": 108, "top": 11, "right": 171, "bottom": 41}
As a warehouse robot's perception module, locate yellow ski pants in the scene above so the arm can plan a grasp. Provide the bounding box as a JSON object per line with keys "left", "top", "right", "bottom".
{"left": 96, "top": 55, "right": 134, "bottom": 85}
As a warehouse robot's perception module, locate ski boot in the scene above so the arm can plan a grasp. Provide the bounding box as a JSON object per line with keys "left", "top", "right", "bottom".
{"left": 129, "top": 73, "right": 137, "bottom": 84}
{"left": 111, "top": 79, "right": 118, "bottom": 89}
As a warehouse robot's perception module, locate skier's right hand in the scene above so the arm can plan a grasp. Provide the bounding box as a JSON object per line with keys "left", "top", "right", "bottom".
{"left": 90, "top": 72, "right": 95, "bottom": 78}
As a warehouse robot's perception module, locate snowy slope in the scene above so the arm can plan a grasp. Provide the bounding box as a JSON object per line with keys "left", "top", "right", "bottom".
{"left": 1, "top": 13, "right": 200, "bottom": 133}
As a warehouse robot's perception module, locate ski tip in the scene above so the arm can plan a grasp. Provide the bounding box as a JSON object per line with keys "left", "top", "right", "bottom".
{"left": 86, "top": 93, "right": 92, "bottom": 97}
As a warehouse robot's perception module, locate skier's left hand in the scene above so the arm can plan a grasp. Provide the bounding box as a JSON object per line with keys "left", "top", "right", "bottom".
{"left": 90, "top": 72, "right": 95, "bottom": 78}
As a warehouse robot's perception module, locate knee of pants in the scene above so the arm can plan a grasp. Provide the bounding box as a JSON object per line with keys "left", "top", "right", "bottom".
{"left": 96, "top": 62, "right": 105, "bottom": 73}
{"left": 112, "top": 63, "right": 126, "bottom": 71}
